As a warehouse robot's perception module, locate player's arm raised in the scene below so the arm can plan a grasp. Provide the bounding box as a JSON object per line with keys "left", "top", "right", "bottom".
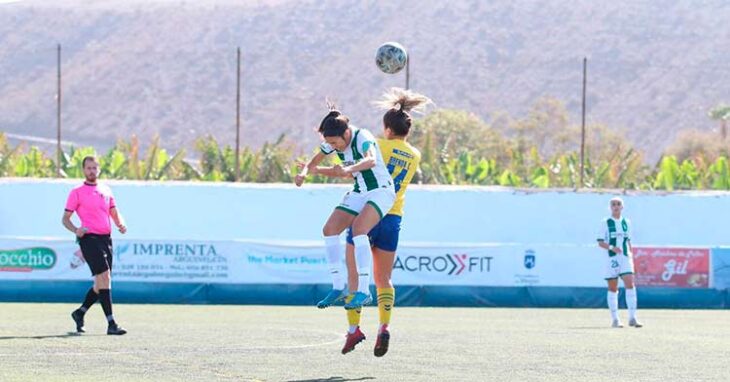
{"left": 296, "top": 155, "right": 350, "bottom": 180}
{"left": 312, "top": 164, "right": 349, "bottom": 178}
{"left": 342, "top": 145, "right": 377, "bottom": 175}
{"left": 295, "top": 151, "right": 326, "bottom": 186}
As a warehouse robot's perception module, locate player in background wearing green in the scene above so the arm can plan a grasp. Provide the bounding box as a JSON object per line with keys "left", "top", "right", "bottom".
{"left": 295, "top": 104, "right": 396, "bottom": 310}
{"left": 597, "top": 197, "right": 643, "bottom": 328}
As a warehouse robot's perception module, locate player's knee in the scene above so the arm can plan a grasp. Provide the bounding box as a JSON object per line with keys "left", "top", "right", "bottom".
{"left": 97, "top": 271, "right": 111, "bottom": 285}
{"left": 351, "top": 223, "right": 369, "bottom": 237}
{"left": 322, "top": 224, "right": 339, "bottom": 237}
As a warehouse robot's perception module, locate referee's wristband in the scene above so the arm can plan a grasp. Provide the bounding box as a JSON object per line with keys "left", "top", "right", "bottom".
{"left": 608, "top": 245, "right": 615, "bottom": 251}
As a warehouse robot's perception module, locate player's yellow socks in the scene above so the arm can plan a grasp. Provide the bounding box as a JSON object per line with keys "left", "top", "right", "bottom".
{"left": 345, "top": 293, "right": 362, "bottom": 329}
{"left": 377, "top": 287, "right": 395, "bottom": 328}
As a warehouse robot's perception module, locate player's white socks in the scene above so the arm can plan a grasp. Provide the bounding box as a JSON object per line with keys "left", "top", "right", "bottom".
{"left": 625, "top": 288, "right": 638, "bottom": 320}
{"left": 352, "top": 235, "right": 372, "bottom": 295}
{"left": 324, "top": 235, "right": 345, "bottom": 290}
{"left": 607, "top": 290, "right": 619, "bottom": 321}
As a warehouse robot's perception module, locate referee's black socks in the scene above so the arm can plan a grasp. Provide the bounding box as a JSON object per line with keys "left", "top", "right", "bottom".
{"left": 78, "top": 287, "right": 98, "bottom": 314}
{"left": 98, "top": 289, "right": 116, "bottom": 325}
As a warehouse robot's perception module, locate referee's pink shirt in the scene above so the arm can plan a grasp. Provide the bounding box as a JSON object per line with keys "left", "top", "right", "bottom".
{"left": 65, "top": 182, "right": 116, "bottom": 235}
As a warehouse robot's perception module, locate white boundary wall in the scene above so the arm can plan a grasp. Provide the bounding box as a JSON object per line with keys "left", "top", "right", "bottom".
{"left": 2, "top": 179, "right": 728, "bottom": 247}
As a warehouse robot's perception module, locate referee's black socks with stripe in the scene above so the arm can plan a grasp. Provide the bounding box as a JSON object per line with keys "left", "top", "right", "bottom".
{"left": 98, "top": 289, "right": 116, "bottom": 325}
{"left": 78, "top": 288, "right": 98, "bottom": 314}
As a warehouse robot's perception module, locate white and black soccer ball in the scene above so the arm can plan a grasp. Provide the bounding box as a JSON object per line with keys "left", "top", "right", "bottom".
{"left": 375, "top": 42, "right": 408, "bottom": 74}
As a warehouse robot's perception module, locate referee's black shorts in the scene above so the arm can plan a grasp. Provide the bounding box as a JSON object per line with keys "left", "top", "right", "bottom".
{"left": 78, "top": 234, "right": 113, "bottom": 276}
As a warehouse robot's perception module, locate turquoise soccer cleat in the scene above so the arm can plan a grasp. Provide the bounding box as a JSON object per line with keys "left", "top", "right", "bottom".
{"left": 343, "top": 292, "right": 372, "bottom": 310}
{"left": 317, "top": 288, "right": 346, "bottom": 309}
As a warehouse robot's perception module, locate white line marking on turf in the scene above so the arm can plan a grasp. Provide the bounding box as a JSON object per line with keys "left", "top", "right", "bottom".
{"left": 0, "top": 329, "right": 343, "bottom": 356}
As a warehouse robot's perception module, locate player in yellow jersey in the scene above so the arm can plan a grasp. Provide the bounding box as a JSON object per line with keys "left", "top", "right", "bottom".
{"left": 341, "top": 88, "right": 430, "bottom": 357}
{"left": 296, "top": 104, "right": 396, "bottom": 311}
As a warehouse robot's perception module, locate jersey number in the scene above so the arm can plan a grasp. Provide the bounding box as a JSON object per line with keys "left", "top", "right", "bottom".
{"left": 387, "top": 163, "right": 407, "bottom": 193}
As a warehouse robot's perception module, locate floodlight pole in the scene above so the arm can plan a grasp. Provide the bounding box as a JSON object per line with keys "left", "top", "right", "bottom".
{"left": 580, "top": 57, "right": 587, "bottom": 188}
{"left": 235, "top": 47, "right": 241, "bottom": 182}
{"left": 56, "top": 43, "right": 62, "bottom": 178}
{"left": 405, "top": 56, "right": 410, "bottom": 90}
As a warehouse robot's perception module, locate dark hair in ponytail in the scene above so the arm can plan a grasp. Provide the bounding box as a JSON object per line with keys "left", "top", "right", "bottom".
{"left": 375, "top": 88, "right": 432, "bottom": 137}
{"left": 318, "top": 101, "right": 350, "bottom": 137}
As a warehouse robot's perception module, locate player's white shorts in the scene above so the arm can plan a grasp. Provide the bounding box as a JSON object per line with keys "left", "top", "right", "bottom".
{"left": 605, "top": 254, "right": 635, "bottom": 280}
{"left": 336, "top": 187, "right": 396, "bottom": 219}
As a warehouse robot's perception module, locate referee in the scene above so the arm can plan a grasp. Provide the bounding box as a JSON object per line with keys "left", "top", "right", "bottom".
{"left": 62, "top": 156, "right": 127, "bottom": 335}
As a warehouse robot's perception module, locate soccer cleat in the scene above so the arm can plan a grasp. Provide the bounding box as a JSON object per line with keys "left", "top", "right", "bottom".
{"left": 71, "top": 309, "right": 85, "bottom": 333}
{"left": 629, "top": 318, "right": 643, "bottom": 328}
{"left": 611, "top": 319, "right": 624, "bottom": 328}
{"left": 107, "top": 323, "right": 127, "bottom": 335}
{"left": 341, "top": 327, "right": 366, "bottom": 354}
{"left": 316, "top": 289, "right": 346, "bottom": 309}
{"left": 344, "top": 292, "right": 372, "bottom": 310}
{"left": 373, "top": 329, "right": 390, "bottom": 357}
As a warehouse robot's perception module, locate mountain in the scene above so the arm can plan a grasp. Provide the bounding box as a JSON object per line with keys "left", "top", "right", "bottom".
{"left": 1, "top": 0, "right": 729, "bottom": 159}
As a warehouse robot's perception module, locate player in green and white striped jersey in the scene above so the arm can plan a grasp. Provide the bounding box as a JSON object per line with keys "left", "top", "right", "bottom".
{"left": 596, "top": 197, "right": 643, "bottom": 328}
{"left": 295, "top": 105, "right": 396, "bottom": 310}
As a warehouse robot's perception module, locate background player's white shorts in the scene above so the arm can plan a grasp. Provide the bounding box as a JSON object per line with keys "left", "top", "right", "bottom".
{"left": 337, "top": 187, "right": 396, "bottom": 219}
{"left": 605, "top": 254, "right": 635, "bottom": 280}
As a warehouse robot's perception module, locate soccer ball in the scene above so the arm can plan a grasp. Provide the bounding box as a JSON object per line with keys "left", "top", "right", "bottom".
{"left": 375, "top": 42, "right": 408, "bottom": 74}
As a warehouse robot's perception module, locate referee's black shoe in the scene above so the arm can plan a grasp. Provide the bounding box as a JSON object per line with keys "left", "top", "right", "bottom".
{"left": 71, "top": 309, "right": 85, "bottom": 333}
{"left": 107, "top": 323, "right": 127, "bottom": 335}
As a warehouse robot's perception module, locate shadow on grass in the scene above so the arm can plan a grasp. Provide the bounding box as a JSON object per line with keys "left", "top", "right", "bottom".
{"left": 0, "top": 332, "right": 92, "bottom": 340}
{"left": 568, "top": 326, "right": 613, "bottom": 330}
{"left": 287, "top": 377, "right": 375, "bottom": 382}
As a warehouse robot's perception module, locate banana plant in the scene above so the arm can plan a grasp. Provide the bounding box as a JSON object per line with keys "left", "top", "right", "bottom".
{"left": 653, "top": 156, "right": 681, "bottom": 190}
{"left": 530, "top": 166, "right": 550, "bottom": 188}
{"left": 0, "top": 133, "right": 22, "bottom": 177}
{"left": 14, "top": 146, "right": 53, "bottom": 177}
{"left": 708, "top": 156, "right": 730, "bottom": 190}
{"left": 100, "top": 148, "right": 126, "bottom": 179}
{"left": 498, "top": 169, "right": 522, "bottom": 187}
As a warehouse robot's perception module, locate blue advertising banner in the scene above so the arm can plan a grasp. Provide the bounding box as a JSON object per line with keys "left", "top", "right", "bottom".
{"left": 712, "top": 248, "right": 730, "bottom": 290}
